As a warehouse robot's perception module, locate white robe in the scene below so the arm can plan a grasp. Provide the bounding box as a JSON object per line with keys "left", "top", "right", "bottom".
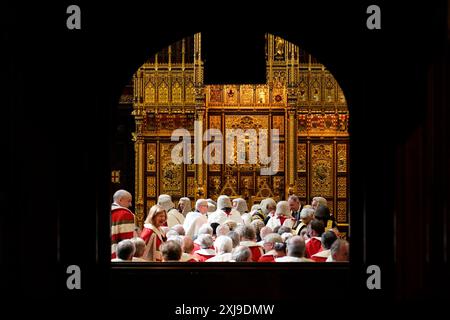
{"left": 167, "top": 208, "right": 185, "bottom": 228}
{"left": 266, "top": 215, "right": 295, "bottom": 231}
{"left": 205, "top": 252, "right": 233, "bottom": 262}
{"left": 183, "top": 211, "right": 208, "bottom": 238}
{"left": 275, "top": 256, "right": 313, "bottom": 262}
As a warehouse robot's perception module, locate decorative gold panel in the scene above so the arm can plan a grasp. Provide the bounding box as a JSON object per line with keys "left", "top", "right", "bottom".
{"left": 310, "top": 144, "right": 333, "bottom": 197}
{"left": 272, "top": 176, "right": 284, "bottom": 196}
{"left": 257, "top": 176, "right": 269, "bottom": 189}
{"left": 209, "top": 115, "right": 221, "bottom": 130}
{"left": 146, "top": 143, "right": 156, "bottom": 172}
{"left": 240, "top": 85, "right": 254, "bottom": 104}
{"left": 208, "top": 176, "right": 222, "bottom": 200}
{"left": 185, "top": 81, "right": 195, "bottom": 103}
{"left": 224, "top": 85, "right": 239, "bottom": 105}
{"left": 240, "top": 175, "right": 254, "bottom": 199}
{"left": 187, "top": 176, "right": 195, "bottom": 198}
{"left": 226, "top": 115, "right": 268, "bottom": 130}
{"left": 296, "top": 176, "right": 306, "bottom": 198}
{"left": 337, "top": 144, "right": 347, "bottom": 172}
{"left": 272, "top": 115, "right": 284, "bottom": 135}
{"left": 256, "top": 85, "right": 269, "bottom": 104}
{"left": 327, "top": 200, "right": 333, "bottom": 215}
{"left": 158, "top": 81, "right": 169, "bottom": 103}
{"left": 146, "top": 176, "right": 156, "bottom": 197}
{"left": 297, "top": 143, "right": 307, "bottom": 172}
{"left": 310, "top": 75, "right": 321, "bottom": 102}
{"left": 337, "top": 176, "right": 347, "bottom": 198}
{"left": 172, "top": 81, "right": 182, "bottom": 103}
{"left": 160, "top": 143, "right": 183, "bottom": 196}
{"left": 146, "top": 199, "right": 156, "bottom": 212}
{"left": 337, "top": 201, "right": 347, "bottom": 223}
{"left": 144, "top": 82, "right": 156, "bottom": 103}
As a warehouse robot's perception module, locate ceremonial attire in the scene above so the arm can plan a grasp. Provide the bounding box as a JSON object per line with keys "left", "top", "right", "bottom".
{"left": 206, "top": 252, "right": 233, "bottom": 262}
{"left": 266, "top": 215, "right": 295, "bottom": 231}
{"left": 180, "top": 253, "right": 199, "bottom": 262}
{"left": 111, "top": 203, "right": 136, "bottom": 259}
{"left": 311, "top": 249, "right": 330, "bottom": 262}
{"left": 193, "top": 249, "right": 216, "bottom": 262}
{"left": 258, "top": 250, "right": 277, "bottom": 262}
{"left": 183, "top": 211, "right": 208, "bottom": 238}
{"left": 140, "top": 223, "right": 166, "bottom": 261}
{"left": 239, "top": 240, "right": 264, "bottom": 262}
{"left": 275, "top": 256, "right": 313, "bottom": 262}
{"left": 305, "top": 236, "right": 322, "bottom": 258}
{"left": 167, "top": 208, "right": 185, "bottom": 228}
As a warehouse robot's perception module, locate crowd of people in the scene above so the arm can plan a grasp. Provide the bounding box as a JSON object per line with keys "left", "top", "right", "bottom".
{"left": 111, "top": 190, "right": 349, "bottom": 263}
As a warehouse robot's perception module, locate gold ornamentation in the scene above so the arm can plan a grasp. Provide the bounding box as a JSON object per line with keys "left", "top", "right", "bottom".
{"left": 185, "top": 81, "right": 195, "bottom": 103}
{"left": 297, "top": 144, "right": 306, "bottom": 172}
{"left": 146, "top": 143, "right": 156, "bottom": 172}
{"left": 146, "top": 176, "right": 156, "bottom": 197}
{"left": 209, "top": 115, "right": 221, "bottom": 130}
{"left": 256, "top": 85, "right": 268, "bottom": 104}
{"left": 272, "top": 115, "right": 284, "bottom": 135}
{"left": 327, "top": 200, "right": 333, "bottom": 215}
{"left": 172, "top": 80, "right": 182, "bottom": 103}
{"left": 272, "top": 176, "right": 284, "bottom": 197}
{"left": 144, "top": 82, "right": 156, "bottom": 103}
{"left": 310, "top": 144, "right": 333, "bottom": 197}
{"left": 160, "top": 143, "right": 183, "bottom": 196}
{"left": 337, "top": 144, "right": 347, "bottom": 172}
{"left": 209, "top": 176, "right": 222, "bottom": 199}
{"left": 296, "top": 176, "right": 306, "bottom": 198}
{"left": 272, "top": 142, "right": 284, "bottom": 172}
{"left": 337, "top": 176, "right": 347, "bottom": 198}
{"left": 337, "top": 201, "right": 347, "bottom": 223}
{"left": 187, "top": 177, "right": 195, "bottom": 197}
{"left": 240, "top": 85, "right": 254, "bottom": 104}
{"left": 224, "top": 85, "right": 239, "bottom": 105}
{"left": 158, "top": 81, "right": 169, "bottom": 104}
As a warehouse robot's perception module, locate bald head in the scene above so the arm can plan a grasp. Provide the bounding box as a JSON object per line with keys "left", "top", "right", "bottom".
{"left": 113, "top": 189, "right": 132, "bottom": 208}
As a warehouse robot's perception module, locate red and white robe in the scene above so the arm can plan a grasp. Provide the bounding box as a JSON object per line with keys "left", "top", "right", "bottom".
{"left": 266, "top": 215, "right": 295, "bottom": 231}
{"left": 111, "top": 204, "right": 136, "bottom": 259}
{"left": 305, "top": 236, "right": 322, "bottom": 258}
{"left": 311, "top": 249, "right": 330, "bottom": 262}
{"left": 258, "top": 249, "right": 277, "bottom": 262}
{"left": 240, "top": 240, "right": 264, "bottom": 262}
{"left": 193, "top": 249, "right": 216, "bottom": 262}
{"left": 140, "top": 223, "right": 166, "bottom": 262}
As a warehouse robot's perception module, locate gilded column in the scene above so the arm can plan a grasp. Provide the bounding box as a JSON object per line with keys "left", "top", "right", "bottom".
{"left": 287, "top": 108, "right": 296, "bottom": 196}
{"left": 132, "top": 69, "right": 145, "bottom": 229}
{"left": 194, "top": 33, "right": 205, "bottom": 199}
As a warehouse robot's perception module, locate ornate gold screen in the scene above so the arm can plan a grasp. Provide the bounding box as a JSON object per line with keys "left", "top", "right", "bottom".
{"left": 122, "top": 33, "right": 350, "bottom": 236}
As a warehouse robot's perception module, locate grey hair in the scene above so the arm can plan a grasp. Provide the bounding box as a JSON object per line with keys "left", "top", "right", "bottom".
{"left": 330, "top": 239, "right": 349, "bottom": 256}
{"left": 214, "top": 236, "right": 233, "bottom": 254}
{"left": 130, "top": 237, "right": 146, "bottom": 257}
{"left": 288, "top": 195, "right": 300, "bottom": 203}
{"left": 167, "top": 235, "right": 184, "bottom": 246}
{"left": 116, "top": 239, "right": 135, "bottom": 260}
{"left": 232, "top": 245, "right": 252, "bottom": 262}
{"left": 198, "top": 224, "right": 213, "bottom": 236}
{"left": 286, "top": 236, "right": 306, "bottom": 258}
{"left": 171, "top": 224, "right": 185, "bottom": 236}
{"left": 216, "top": 224, "right": 230, "bottom": 237}
{"left": 197, "top": 234, "right": 214, "bottom": 249}
{"left": 263, "top": 233, "right": 283, "bottom": 244}
{"left": 313, "top": 196, "right": 327, "bottom": 207}
{"left": 166, "top": 230, "right": 179, "bottom": 238}
{"left": 195, "top": 199, "right": 208, "bottom": 211}
{"left": 300, "top": 208, "right": 315, "bottom": 219}
{"left": 113, "top": 189, "right": 131, "bottom": 202}
{"left": 226, "top": 231, "right": 241, "bottom": 248}
{"left": 241, "top": 225, "right": 257, "bottom": 241}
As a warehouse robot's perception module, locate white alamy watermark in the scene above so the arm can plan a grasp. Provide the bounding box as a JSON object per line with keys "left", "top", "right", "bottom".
{"left": 171, "top": 121, "right": 280, "bottom": 175}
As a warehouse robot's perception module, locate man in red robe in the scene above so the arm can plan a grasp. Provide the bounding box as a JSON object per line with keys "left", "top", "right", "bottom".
{"left": 111, "top": 189, "right": 136, "bottom": 259}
